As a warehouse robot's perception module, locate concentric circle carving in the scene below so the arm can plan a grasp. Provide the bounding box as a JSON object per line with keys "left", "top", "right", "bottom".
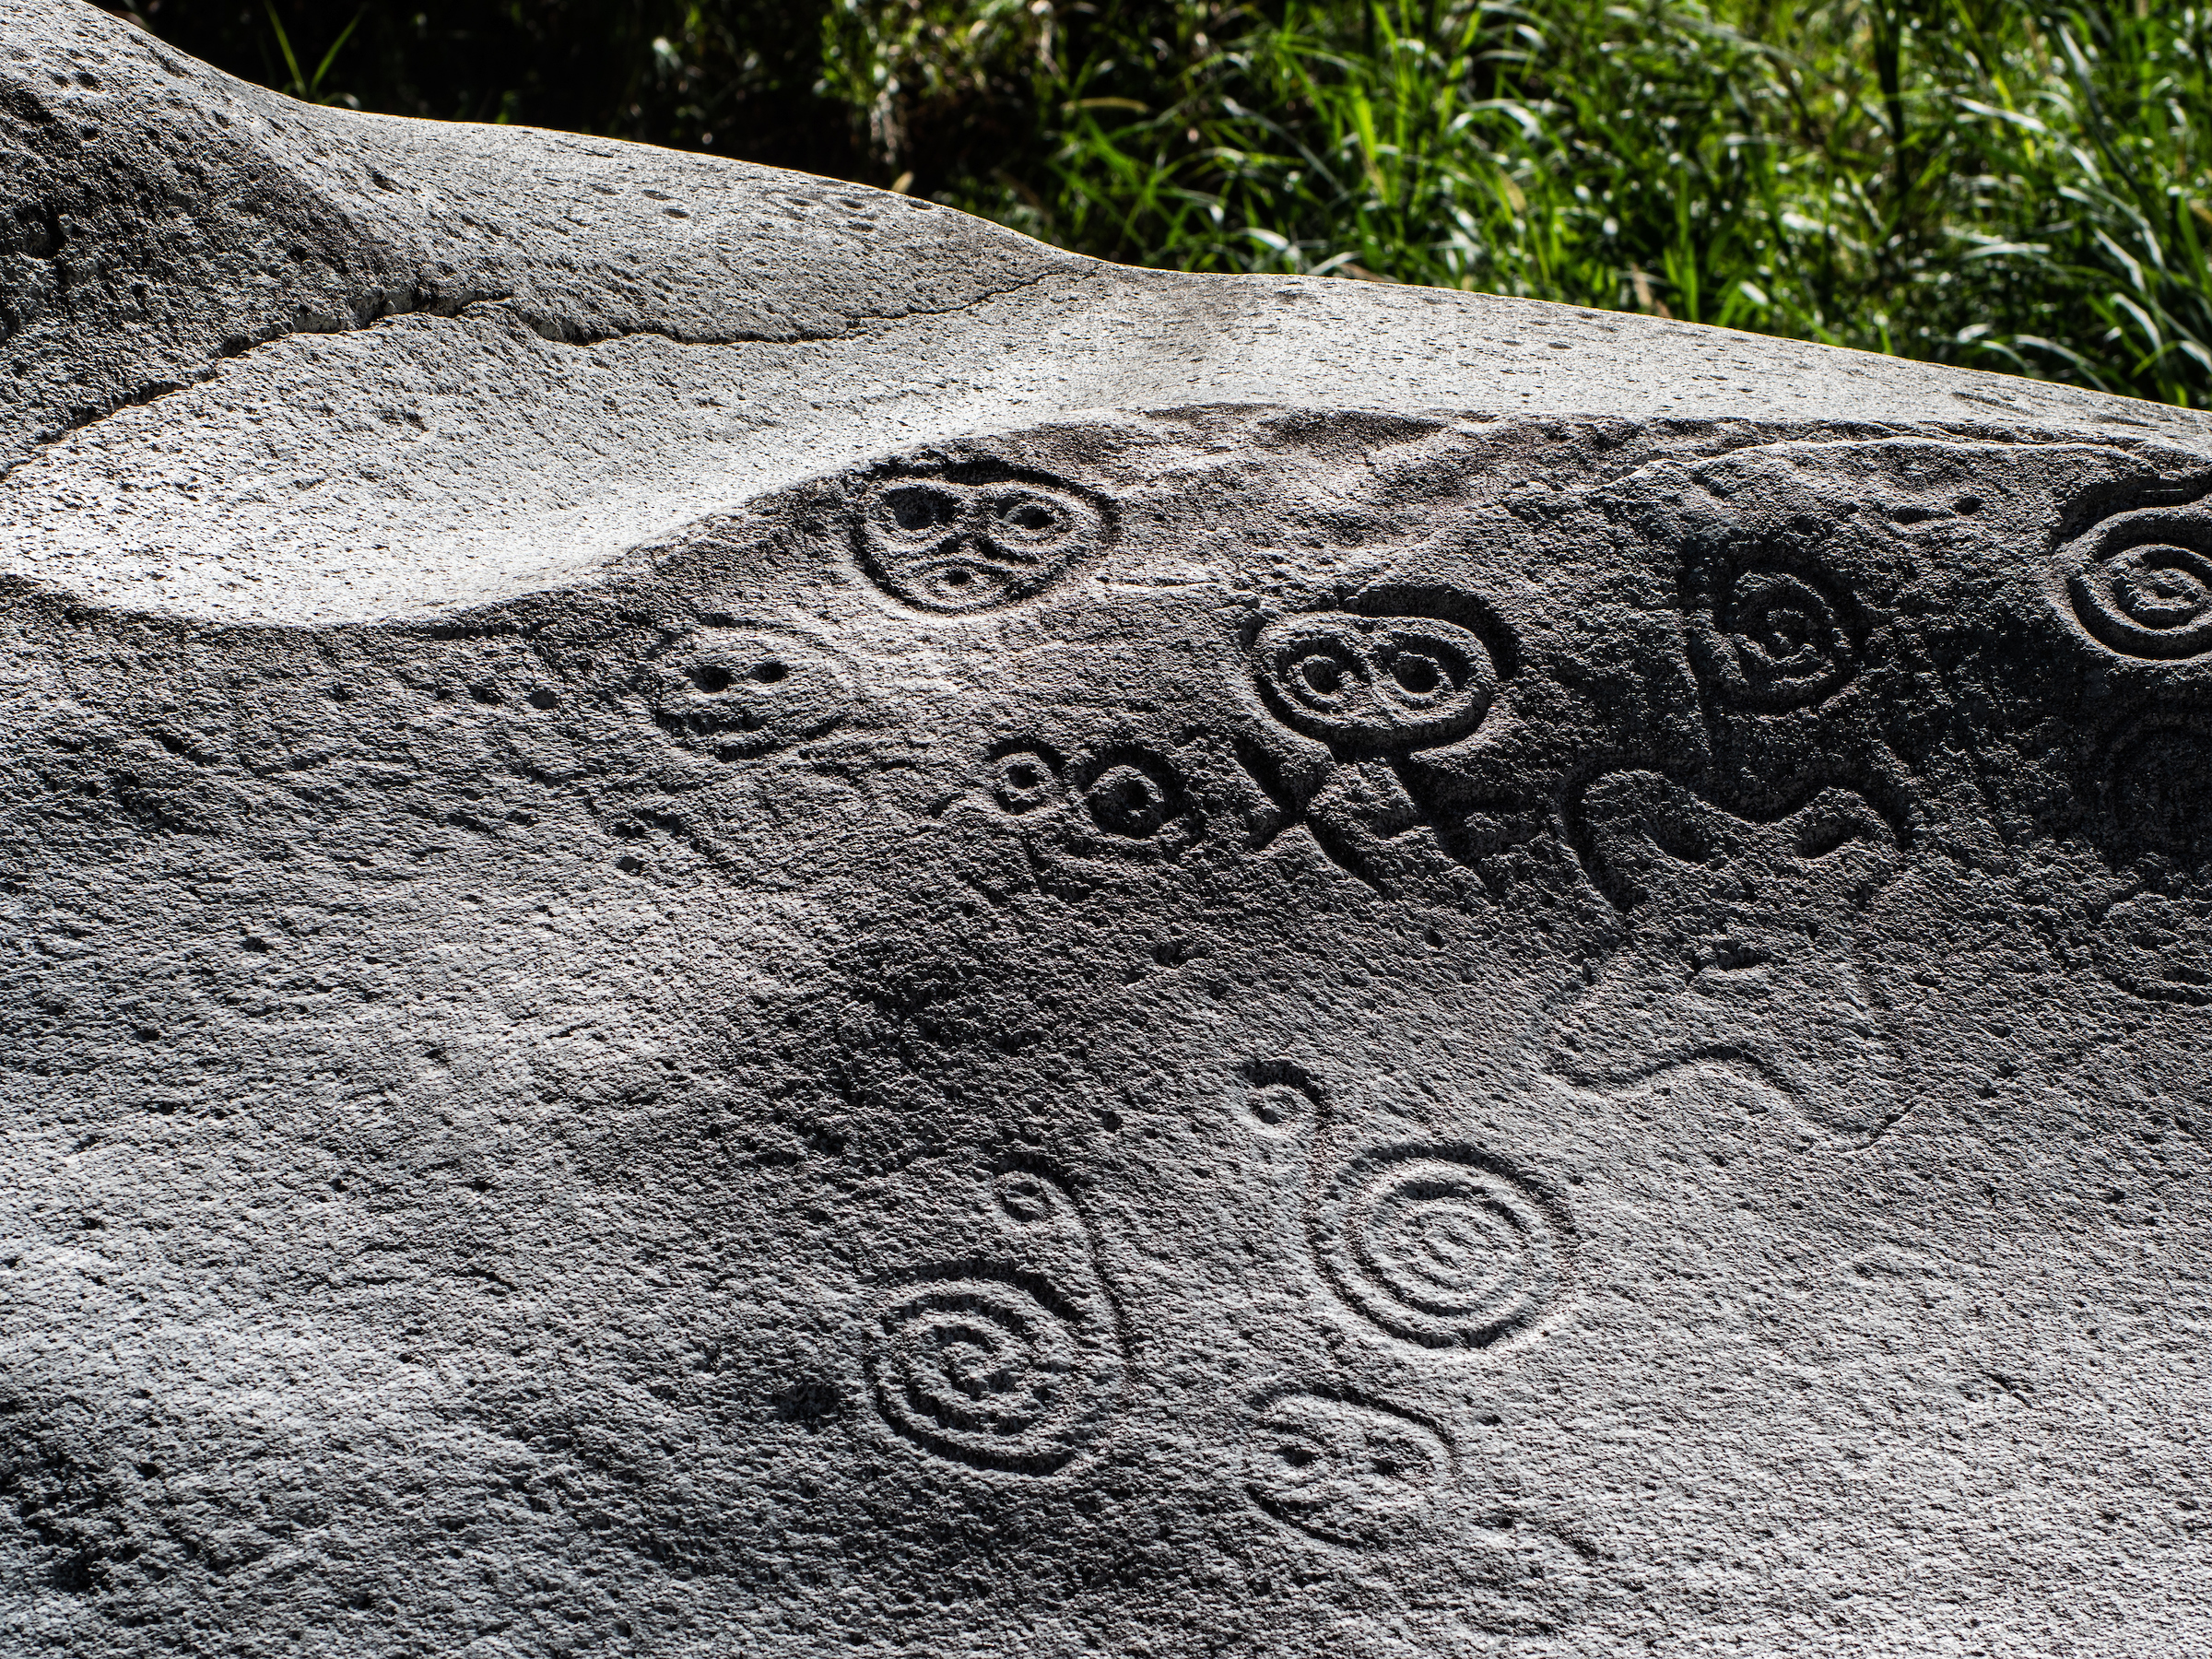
{"left": 1314, "top": 1148, "right": 1568, "bottom": 1349}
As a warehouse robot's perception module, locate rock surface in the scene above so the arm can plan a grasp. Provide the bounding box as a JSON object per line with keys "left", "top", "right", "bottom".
{"left": 3, "top": 3, "right": 2209, "bottom": 1654}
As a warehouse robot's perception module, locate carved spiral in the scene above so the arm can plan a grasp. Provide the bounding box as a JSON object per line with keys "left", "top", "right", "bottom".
{"left": 2065, "top": 509, "right": 2212, "bottom": 660}
{"left": 1700, "top": 566, "right": 1857, "bottom": 711}
{"left": 1319, "top": 1150, "right": 1566, "bottom": 1349}
{"left": 866, "top": 1276, "right": 1106, "bottom": 1474}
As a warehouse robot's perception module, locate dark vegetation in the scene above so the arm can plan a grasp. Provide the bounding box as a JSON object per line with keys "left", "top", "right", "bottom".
{"left": 101, "top": 1, "right": 2212, "bottom": 404}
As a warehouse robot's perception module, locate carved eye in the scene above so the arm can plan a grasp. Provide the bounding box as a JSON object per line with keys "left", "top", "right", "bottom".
{"left": 990, "top": 747, "right": 1062, "bottom": 814}
{"left": 1286, "top": 641, "right": 1365, "bottom": 708}
{"left": 880, "top": 484, "right": 960, "bottom": 535}
{"left": 1085, "top": 761, "right": 1175, "bottom": 839}
{"left": 980, "top": 487, "right": 1073, "bottom": 552}
{"left": 2069, "top": 533, "right": 2212, "bottom": 660}
{"left": 1375, "top": 629, "right": 1473, "bottom": 709}
{"left": 1708, "top": 568, "right": 1856, "bottom": 710}
{"left": 1253, "top": 611, "right": 1496, "bottom": 752}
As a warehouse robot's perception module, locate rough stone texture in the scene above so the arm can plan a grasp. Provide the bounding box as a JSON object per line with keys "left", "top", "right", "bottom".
{"left": 3, "top": 3, "right": 2209, "bottom": 1654}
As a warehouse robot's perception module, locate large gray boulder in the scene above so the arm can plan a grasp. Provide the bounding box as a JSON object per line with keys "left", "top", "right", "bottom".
{"left": 4, "top": 2, "right": 2207, "bottom": 1653}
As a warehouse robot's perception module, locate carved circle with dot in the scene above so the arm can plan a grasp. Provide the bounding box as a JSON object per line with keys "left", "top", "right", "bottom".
{"left": 1246, "top": 1083, "right": 1310, "bottom": 1134}
{"left": 2062, "top": 508, "right": 2212, "bottom": 660}
{"left": 1253, "top": 612, "right": 1497, "bottom": 752}
{"left": 1085, "top": 761, "right": 1174, "bottom": 839}
{"left": 994, "top": 1171, "right": 1057, "bottom": 1227}
{"left": 991, "top": 747, "right": 1063, "bottom": 815}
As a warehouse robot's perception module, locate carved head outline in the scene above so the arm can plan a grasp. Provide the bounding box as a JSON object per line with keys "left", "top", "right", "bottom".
{"left": 633, "top": 621, "right": 853, "bottom": 758}
{"left": 2057, "top": 501, "right": 2212, "bottom": 661}
{"left": 1243, "top": 1388, "right": 1452, "bottom": 1547}
{"left": 851, "top": 463, "right": 1109, "bottom": 615}
{"left": 1253, "top": 611, "right": 1497, "bottom": 753}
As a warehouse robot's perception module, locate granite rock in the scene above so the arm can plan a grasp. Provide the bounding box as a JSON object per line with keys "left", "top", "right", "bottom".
{"left": 2, "top": 3, "right": 2208, "bottom": 1654}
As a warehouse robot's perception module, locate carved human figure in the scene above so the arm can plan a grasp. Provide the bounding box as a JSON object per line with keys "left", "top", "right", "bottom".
{"left": 1239, "top": 606, "right": 1504, "bottom": 888}
{"left": 1549, "top": 769, "right": 1905, "bottom": 1144}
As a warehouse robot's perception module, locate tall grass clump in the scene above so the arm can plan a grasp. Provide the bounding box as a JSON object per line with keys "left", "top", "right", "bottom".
{"left": 105, "top": 0, "right": 2212, "bottom": 405}
{"left": 832, "top": 0, "right": 2212, "bottom": 406}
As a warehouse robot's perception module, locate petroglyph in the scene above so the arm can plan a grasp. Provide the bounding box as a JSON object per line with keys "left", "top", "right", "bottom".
{"left": 1243, "top": 1387, "right": 1453, "bottom": 1547}
{"left": 1312, "top": 1146, "right": 1573, "bottom": 1351}
{"left": 849, "top": 463, "right": 1110, "bottom": 615}
{"left": 2057, "top": 500, "right": 2212, "bottom": 661}
{"left": 864, "top": 1166, "right": 1126, "bottom": 1476}
{"left": 1553, "top": 769, "right": 1905, "bottom": 1143}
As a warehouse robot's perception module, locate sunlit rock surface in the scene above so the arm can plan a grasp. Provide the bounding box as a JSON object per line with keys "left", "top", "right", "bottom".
{"left": 3, "top": 3, "right": 2208, "bottom": 1653}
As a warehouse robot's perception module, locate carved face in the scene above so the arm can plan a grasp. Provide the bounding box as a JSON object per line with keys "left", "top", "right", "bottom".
{"left": 1253, "top": 612, "right": 1497, "bottom": 752}
{"left": 636, "top": 623, "right": 852, "bottom": 755}
{"left": 1243, "top": 1391, "right": 1451, "bottom": 1547}
{"left": 1551, "top": 770, "right": 1904, "bottom": 1144}
{"left": 2059, "top": 504, "right": 2212, "bottom": 661}
{"left": 853, "top": 470, "right": 1105, "bottom": 614}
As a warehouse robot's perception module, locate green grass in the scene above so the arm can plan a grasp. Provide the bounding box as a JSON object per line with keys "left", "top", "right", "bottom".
{"left": 832, "top": 0, "right": 2212, "bottom": 406}
{"left": 111, "top": 0, "right": 2212, "bottom": 405}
